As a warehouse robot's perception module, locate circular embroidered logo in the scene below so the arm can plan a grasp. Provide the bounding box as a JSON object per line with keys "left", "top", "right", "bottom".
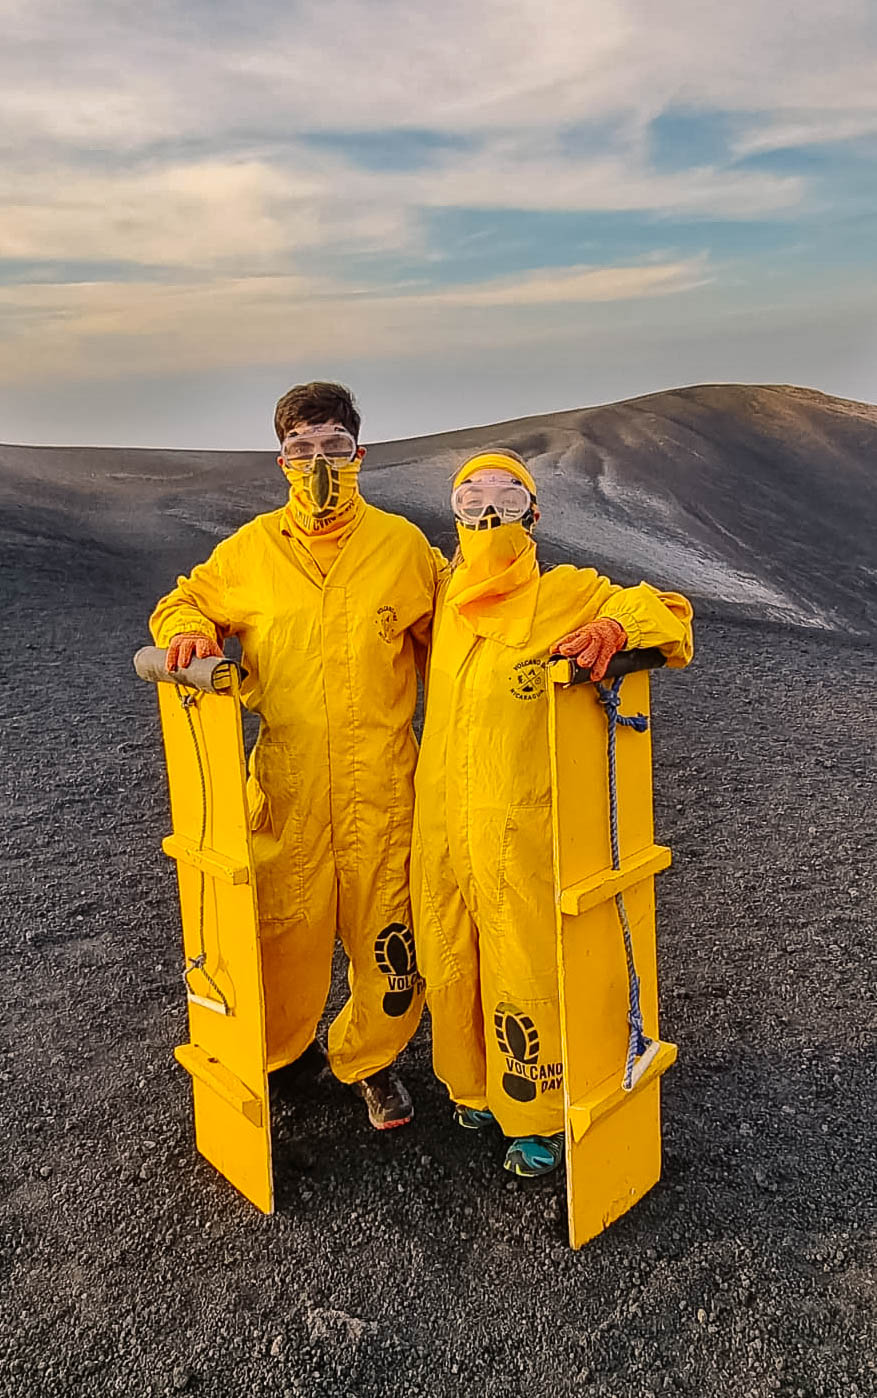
{"left": 509, "top": 658, "right": 545, "bottom": 701}
{"left": 376, "top": 605, "right": 398, "bottom": 643}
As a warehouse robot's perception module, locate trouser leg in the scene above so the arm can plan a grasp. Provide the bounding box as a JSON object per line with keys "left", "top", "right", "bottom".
{"left": 477, "top": 807, "right": 565, "bottom": 1139}
{"left": 259, "top": 899, "right": 336, "bottom": 1072}
{"left": 250, "top": 779, "right": 337, "bottom": 1072}
{"left": 425, "top": 950, "right": 487, "bottom": 1112}
{"left": 411, "top": 819, "right": 488, "bottom": 1111}
{"left": 327, "top": 836, "right": 424, "bottom": 1085}
{"left": 480, "top": 948, "right": 565, "bottom": 1138}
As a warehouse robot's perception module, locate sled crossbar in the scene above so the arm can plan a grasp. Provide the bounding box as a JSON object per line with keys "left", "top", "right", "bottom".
{"left": 174, "top": 1044, "right": 264, "bottom": 1126}
{"left": 161, "top": 834, "right": 250, "bottom": 885}
{"left": 559, "top": 844, "right": 671, "bottom": 916}
{"left": 566, "top": 1039, "right": 677, "bottom": 1143}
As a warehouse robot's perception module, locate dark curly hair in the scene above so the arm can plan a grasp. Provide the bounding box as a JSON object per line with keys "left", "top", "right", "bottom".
{"left": 274, "top": 381, "right": 361, "bottom": 444}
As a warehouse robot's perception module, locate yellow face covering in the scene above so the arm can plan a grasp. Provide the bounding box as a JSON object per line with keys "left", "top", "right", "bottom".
{"left": 445, "top": 454, "right": 540, "bottom": 644}
{"left": 281, "top": 459, "right": 362, "bottom": 536}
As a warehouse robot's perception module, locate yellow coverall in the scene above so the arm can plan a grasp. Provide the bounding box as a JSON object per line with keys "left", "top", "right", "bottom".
{"left": 412, "top": 565, "right": 693, "bottom": 1138}
{"left": 151, "top": 502, "right": 445, "bottom": 1080}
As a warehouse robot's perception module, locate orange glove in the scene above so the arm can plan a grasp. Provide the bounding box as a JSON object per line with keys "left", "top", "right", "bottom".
{"left": 165, "top": 631, "right": 224, "bottom": 672}
{"left": 550, "top": 617, "right": 627, "bottom": 681}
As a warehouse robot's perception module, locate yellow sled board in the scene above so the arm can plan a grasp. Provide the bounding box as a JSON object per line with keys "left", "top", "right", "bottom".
{"left": 548, "top": 662, "right": 676, "bottom": 1249}
{"left": 152, "top": 662, "right": 273, "bottom": 1214}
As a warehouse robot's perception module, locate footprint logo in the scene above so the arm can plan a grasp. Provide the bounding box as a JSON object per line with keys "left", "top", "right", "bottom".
{"left": 494, "top": 1002, "right": 540, "bottom": 1101}
{"left": 375, "top": 923, "right": 421, "bottom": 1017}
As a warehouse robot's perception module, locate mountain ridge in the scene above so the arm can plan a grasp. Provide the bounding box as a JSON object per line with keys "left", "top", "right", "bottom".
{"left": 2, "top": 383, "right": 875, "bottom": 634}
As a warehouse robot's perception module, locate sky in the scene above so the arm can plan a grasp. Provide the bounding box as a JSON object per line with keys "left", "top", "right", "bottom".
{"left": 2, "top": 0, "right": 877, "bottom": 448}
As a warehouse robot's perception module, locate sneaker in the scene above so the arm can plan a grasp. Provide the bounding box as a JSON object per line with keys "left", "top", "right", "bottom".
{"left": 270, "top": 1039, "right": 329, "bottom": 1102}
{"left": 454, "top": 1105, "right": 496, "bottom": 1131}
{"left": 352, "top": 1068, "right": 413, "bottom": 1131}
{"left": 503, "top": 1132, "right": 565, "bottom": 1178}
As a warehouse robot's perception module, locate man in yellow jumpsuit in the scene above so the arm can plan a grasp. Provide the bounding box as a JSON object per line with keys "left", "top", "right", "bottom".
{"left": 412, "top": 451, "right": 693, "bottom": 1175}
{"left": 150, "top": 382, "right": 446, "bottom": 1129}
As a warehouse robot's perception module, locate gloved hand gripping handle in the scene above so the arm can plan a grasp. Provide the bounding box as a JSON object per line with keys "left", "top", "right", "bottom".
{"left": 547, "top": 647, "right": 667, "bottom": 688}
{"left": 133, "top": 645, "right": 239, "bottom": 694}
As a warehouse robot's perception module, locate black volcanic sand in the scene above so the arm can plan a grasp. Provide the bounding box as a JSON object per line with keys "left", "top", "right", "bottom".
{"left": 2, "top": 491, "right": 876, "bottom": 1398}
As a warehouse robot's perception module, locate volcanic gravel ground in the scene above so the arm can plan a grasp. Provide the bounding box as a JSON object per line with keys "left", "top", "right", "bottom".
{"left": 1, "top": 542, "right": 875, "bottom": 1398}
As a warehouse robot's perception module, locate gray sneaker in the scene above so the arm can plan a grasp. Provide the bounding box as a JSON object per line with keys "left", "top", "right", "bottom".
{"left": 352, "top": 1068, "right": 413, "bottom": 1130}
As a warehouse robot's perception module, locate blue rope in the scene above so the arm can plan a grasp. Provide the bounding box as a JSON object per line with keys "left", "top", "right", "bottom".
{"left": 595, "top": 676, "right": 651, "bottom": 1091}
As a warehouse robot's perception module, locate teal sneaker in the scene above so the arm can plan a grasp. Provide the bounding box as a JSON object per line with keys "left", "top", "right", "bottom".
{"left": 503, "top": 1132, "right": 565, "bottom": 1177}
{"left": 454, "top": 1105, "right": 496, "bottom": 1131}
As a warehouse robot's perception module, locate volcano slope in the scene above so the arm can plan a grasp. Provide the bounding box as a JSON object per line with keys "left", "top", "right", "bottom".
{"left": 1, "top": 384, "right": 875, "bottom": 1398}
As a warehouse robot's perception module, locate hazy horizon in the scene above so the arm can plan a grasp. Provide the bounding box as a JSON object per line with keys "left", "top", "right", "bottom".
{"left": 2, "top": 374, "right": 875, "bottom": 454}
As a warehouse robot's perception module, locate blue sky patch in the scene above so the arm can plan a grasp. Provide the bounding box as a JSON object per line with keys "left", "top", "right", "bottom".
{"left": 420, "top": 208, "right": 796, "bottom": 284}
{"left": 648, "top": 107, "right": 738, "bottom": 171}
{"left": 299, "top": 127, "right": 472, "bottom": 171}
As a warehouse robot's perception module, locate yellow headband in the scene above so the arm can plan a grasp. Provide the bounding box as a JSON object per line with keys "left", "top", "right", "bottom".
{"left": 453, "top": 451, "right": 537, "bottom": 497}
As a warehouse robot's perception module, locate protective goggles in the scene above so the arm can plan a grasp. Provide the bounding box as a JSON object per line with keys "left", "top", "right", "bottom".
{"left": 451, "top": 472, "right": 534, "bottom": 527}
{"left": 280, "top": 426, "right": 359, "bottom": 471}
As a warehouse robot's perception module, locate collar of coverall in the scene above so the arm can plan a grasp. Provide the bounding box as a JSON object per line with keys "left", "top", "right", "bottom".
{"left": 281, "top": 490, "right": 365, "bottom": 545}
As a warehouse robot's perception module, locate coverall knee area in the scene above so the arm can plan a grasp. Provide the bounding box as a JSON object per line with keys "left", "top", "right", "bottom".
{"left": 255, "top": 842, "right": 425, "bottom": 1084}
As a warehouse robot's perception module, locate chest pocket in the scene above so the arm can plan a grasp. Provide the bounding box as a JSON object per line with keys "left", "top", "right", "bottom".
{"left": 264, "top": 604, "right": 319, "bottom": 653}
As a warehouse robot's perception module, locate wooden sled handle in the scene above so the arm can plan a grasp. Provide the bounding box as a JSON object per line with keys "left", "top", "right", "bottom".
{"left": 133, "top": 646, "right": 239, "bottom": 694}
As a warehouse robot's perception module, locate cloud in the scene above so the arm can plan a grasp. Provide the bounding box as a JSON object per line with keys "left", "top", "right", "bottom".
{"left": 732, "top": 111, "right": 877, "bottom": 156}
{"left": 0, "top": 139, "right": 798, "bottom": 280}
{"left": 0, "top": 256, "right": 709, "bottom": 380}
{"left": 0, "top": 157, "right": 419, "bottom": 269}
{"left": 3, "top": 2, "right": 872, "bottom": 264}
{"left": 1, "top": 0, "right": 876, "bottom": 430}
{"left": 372, "top": 149, "right": 804, "bottom": 217}
{"left": 421, "top": 259, "right": 710, "bottom": 306}
{"left": 3, "top": 0, "right": 876, "bottom": 157}
{"left": 2, "top": 161, "right": 290, "bottom": 266}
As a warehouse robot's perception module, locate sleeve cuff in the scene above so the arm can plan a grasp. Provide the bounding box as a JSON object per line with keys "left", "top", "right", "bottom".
{"left": 154, "top": 619, "right": 219, "bottom": 648}
{"left": 598, "top": 607, "right": 642, "bottom": 650}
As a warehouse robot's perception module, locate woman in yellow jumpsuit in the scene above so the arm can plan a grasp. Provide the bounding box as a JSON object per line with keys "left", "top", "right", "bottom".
{"left": 151, "top": 382, "right": 446, "bottom": 1130}
{"left": 411, "top": 450, "right": 693, "bottom": 1175}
